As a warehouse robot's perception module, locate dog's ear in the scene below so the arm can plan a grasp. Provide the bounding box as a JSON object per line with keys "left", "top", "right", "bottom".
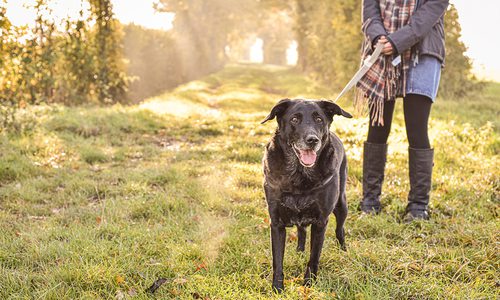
{"left": 319, "top": 100, "right": 353, "bottom": 121}
{"left": 261, "top": 98, "right": 292, "bottom": 124}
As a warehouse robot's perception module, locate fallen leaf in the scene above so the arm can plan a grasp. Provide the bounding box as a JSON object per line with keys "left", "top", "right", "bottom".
{"left": 195, "top": 262, "right": 207, "bottom": 272}
{"left": 115, "top": 275, "right": 125, "bottom": 285}
{"left": 128, "top": 288, "right": 137, "bottom": 296}
{"left": 115, "top": 290, "right": 125, "bottom": 300}
{"left": 409, "top": 262, "right": 422, "bottom": 271}
{"left": 173, "top": 277, "right": 188, "bottom": 285}
{"left": 192, "top": 292, "right": 202, "bottom": 299}
{"left": 96, "top": 216, "right": 102, "bottom": 225}
{"left": 284, "top": 277, "right": 302, "bottom": 284}
{"left": 288, "top": 231, "right": 298, "bottom": 242}
{"left": 297, "top": 286, "right": 312, "bottom": 300}
{"left": 354, "top": 293, "right": 366, "bottom": 300}
{"left": 170, "top": 288, "right": 180, "bottom": 296}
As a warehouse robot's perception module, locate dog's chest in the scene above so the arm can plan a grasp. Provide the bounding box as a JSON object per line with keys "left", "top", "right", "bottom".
{"left": 278, "top": 193, "right": 323, "bottom": 227}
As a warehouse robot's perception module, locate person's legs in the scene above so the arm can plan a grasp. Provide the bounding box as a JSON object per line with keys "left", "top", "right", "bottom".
{"left": 367, "top": 100, "right": 396, "bottom": 144}
{"left": 361, "top": 101, "right": 395, "bottom": 213}
{"left": 403, "top": 94, "right": 432, "bottom": 149}
{"left": 403, "top": 94, "right": 434, "bottom": 221}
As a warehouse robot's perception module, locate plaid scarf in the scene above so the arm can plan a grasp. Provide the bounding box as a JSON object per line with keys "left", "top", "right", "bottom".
{"left": 356, "top": 0, "right": 416, "bottom": 126}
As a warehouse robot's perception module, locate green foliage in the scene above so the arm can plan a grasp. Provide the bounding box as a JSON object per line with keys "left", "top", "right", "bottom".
{"left": 0, "top": 0, "right": 129, "bottom": 132}
{"left": 0, "top": 1, "right": 17, "bottom": 129}
{"left": 329, "top": 0, "right": 363, "bottom": 87}
{"left": 292, "top": 0, "right": 363, "bottom": 88}
{"left": 30, "top": 0, "right": 58, "bottom": 104}
{"left": 89, "top": 0, "right": 129, "bottom": 104}
{"left": 0, "top": 65, "right": 498, "bottom": 298}
{"left": 57, "top": 11, "right": 95, "bottom": 105}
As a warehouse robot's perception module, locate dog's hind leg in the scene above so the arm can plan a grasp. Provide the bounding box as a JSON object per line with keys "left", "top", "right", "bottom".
{"left": 296, "top": 225, "right": 306, "bottom": 252}
{"left": 334, "top": 155, "right": 348, "bottom": 251}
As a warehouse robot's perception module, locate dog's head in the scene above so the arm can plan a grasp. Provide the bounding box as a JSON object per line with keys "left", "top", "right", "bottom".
{"left": 262, "top": 99, "right": 352, "bottom": 168}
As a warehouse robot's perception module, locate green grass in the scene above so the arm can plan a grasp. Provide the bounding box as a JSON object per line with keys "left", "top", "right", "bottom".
{"left": 0, "top": 64, "right": 498, "bottom": 299}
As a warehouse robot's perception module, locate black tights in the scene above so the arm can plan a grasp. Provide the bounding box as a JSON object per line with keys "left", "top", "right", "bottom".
{"left": 367, "top": 94, "right": 432, "bottom": 149}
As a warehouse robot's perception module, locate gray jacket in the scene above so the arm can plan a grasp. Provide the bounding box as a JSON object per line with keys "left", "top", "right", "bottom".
{"left": 362, "top": 0, "right": 449, "bottom": 62}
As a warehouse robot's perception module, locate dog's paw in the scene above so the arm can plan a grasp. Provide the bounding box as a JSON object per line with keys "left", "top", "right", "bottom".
{"left": 303, "top": 277, "right": 312, "bottom": 287}
{"left": 303, "top": 265, "right": 318, "bottom": 287}
{"left": 272, "top": 283, "right": 284, "bottom": 293}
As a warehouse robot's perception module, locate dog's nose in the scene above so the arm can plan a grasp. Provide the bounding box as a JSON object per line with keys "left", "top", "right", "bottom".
{"left": 306, "top": 135, "right": 320, "bottom": 146}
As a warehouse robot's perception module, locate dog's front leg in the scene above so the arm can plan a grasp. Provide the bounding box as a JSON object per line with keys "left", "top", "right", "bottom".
{"left": 304, "top": 223, "right": 327, "bottom": 286}
{"left": 270, "top": 222, "right": 286, "bottom": 292}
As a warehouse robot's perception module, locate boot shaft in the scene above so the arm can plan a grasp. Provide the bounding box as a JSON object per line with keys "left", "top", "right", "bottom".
{"left": 407, "top": 148, "right": 434, "bottom": 212}
{"left": 361, "top": 142, "right": 388, "bottom": 213}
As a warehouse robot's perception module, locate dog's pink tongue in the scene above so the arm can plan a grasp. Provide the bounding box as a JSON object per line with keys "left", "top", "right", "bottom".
{"left": 299, "top": 149, "right": 317, "bottom": 166}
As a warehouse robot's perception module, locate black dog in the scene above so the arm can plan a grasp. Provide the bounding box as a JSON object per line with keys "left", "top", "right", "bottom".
{"left": 261, "top": 98, "right": 352, "bottom": 292}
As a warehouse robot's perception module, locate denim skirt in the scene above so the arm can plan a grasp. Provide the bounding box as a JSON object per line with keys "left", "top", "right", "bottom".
{"left": 405, "top": 55, "right": 442, "bottom": 101}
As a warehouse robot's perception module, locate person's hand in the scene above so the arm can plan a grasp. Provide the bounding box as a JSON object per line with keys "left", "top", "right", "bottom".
{"left": 378, "top": 36, "right": 394, "bottom": 56}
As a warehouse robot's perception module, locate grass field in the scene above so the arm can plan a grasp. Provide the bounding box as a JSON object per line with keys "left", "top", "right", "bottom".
{"left": 0, "top": 64, "right": 498, "bottom": 299}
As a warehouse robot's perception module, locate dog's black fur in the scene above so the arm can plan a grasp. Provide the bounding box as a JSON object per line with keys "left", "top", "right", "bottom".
{"left": 261, "top": 99, "right": 352, "bottom": 292}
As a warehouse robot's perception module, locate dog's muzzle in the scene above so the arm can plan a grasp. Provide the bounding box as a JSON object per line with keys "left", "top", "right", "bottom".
{"left": 293, "top": 135, "right": 321, "bottom": 167}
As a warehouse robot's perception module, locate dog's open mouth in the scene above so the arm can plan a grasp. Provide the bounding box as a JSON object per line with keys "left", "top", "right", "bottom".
{"left": 293, "top": 145, "right": 317, "bottom": 167}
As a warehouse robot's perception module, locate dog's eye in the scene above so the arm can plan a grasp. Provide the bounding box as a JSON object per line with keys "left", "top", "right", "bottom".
{"left": 315, "top": 117, "right": 323, "bottom": 123}
{"left": 290, "top": 117, "right": 299, "bottom": 124}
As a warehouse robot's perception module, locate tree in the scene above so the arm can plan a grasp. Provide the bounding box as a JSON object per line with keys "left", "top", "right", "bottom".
{"left": 88, "top": 0, "right": 129, "bottom": 104}
{"left": 291, "top": 0, "right": 360, "bottom": 85}
{"left": 0, "top": 0, "right": 18, "bottom": 129}
{"left": 329, "top": 0, "right": 363, "bottom": 87}
{"left": 29, "top": 0, "right": 58, "bottom": 104}
{"left": 294, "top": 1, "right": 313, "bottom": 71}
{"left": 56, "top": 9, "right": 95, "bottom": 105}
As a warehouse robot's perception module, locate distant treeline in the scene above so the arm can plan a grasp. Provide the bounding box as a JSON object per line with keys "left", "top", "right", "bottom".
{"left": 1, "top": 0, "right": 481, "bottom": 130}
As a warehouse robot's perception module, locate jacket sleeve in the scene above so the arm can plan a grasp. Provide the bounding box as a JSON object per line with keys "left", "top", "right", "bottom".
{"left": 387, "top": 0, "right": 449, "bottom": 54}
{"left": 362, "top": 0, "right": 387, "bottom": 45}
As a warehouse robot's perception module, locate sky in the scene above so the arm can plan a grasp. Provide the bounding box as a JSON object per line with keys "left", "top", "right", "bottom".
{"left": 3, "top": 0, "right": 500, "bottom": 81}
{"left": 451, "top": 0, "right": 500, "bottom": 81}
